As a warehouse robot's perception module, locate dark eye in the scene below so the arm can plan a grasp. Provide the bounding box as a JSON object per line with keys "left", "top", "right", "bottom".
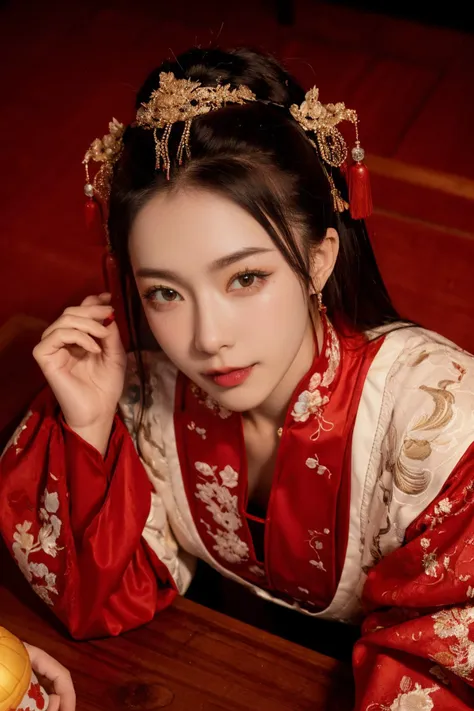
{"left": 157, "top": 288, "right": 180, "bottom": 302}
{"left": 236, "top": 273, "right": 256, "bottom": 288}
{"left": 144, "top": 287, "right": 183, "bottom": 305}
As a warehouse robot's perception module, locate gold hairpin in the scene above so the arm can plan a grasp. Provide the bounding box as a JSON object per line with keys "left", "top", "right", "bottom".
{"left": 83, "top": 118, "right": 125, "bottom": 203}
{"left": 290, "top": 87, "right": 370, "bottom": 215}
{"left": 135, "top": 72, "right": 257, "bottom": 179}
{"left": 82, "top": 74, "right": 372, "bottom": 225}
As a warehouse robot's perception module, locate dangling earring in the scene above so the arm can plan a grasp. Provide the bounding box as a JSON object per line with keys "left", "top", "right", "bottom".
{"left": 317, "top": 291, "right": 327, "bottom": 314}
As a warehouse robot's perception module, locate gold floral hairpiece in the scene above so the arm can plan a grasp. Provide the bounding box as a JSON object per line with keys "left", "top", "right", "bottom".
{"left": 83, "top": 117, "right": 125, "bottom": 204}
{"left": 82, "top": 72, "right": 371, "bottom": 228}
{"left": 135, "top": 72, "right": 257, "bottom": 179}
{"left": 289, "top": 87, "right": 369, "bottom": 216}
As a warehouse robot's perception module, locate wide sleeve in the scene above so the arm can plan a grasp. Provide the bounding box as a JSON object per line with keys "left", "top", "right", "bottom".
{"left": 0, "top": 382, "right": 178, "bottom": 640}
{"left": 353, "top": 442, "right": 474, "bottom": 710}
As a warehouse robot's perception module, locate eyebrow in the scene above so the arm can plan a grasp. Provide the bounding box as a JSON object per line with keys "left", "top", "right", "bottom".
{"left": 135, "top": 247, "right": 275, "bottom": 283}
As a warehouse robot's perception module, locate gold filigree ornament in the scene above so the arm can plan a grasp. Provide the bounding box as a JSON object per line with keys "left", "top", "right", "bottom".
{"left": 135, "top": 72, "right": 257, "bottom": 179}
{"left": 290, "top": 87, "right": 370, "bottom": 216}
{"left": 83, "top": 117, "right": 125, "bottom": 203}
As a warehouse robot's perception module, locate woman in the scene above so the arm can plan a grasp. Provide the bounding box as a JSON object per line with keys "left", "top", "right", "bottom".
{"left": 1, "top": 47, "right": 474, "bottom": 709}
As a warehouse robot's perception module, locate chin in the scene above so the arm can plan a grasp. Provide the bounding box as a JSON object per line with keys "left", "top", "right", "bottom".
{"left": 206, "top": 384, "right": 269, "bottom": 413}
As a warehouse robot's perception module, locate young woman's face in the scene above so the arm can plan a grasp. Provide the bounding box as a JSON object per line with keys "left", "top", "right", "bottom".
{"left": 129, "top": 188, "right": 314, "bottom": 413}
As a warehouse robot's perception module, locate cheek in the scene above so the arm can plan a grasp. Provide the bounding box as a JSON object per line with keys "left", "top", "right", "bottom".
{"left": 144, "top": 308, "right": 189, "bottom": 357}
{"left": 249, "top": 278, "right": 308, "bottom": 335}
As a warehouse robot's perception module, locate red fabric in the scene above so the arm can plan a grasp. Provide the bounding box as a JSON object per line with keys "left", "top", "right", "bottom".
{"left": 353, "top": 442, "right": 474, "bottom": 709}
{"left": 0, "top": 388, "right": 177, "bottom": 639}
{"left": 175, "top": 320, "right": 383, "bottom": 611}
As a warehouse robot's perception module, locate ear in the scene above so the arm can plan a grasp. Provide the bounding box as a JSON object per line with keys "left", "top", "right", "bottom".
{"left": 308, "top": 228, "right": 339, "bottom": 295}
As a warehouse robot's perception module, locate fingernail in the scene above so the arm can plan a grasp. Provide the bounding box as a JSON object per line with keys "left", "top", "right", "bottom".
{"left": 103, "top": 312, "right": 115, "bottom": 327}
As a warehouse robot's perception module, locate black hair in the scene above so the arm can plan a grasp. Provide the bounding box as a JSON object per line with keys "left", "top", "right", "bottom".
{"left": 108, "top": 46, "right": 401, "bottom": 362}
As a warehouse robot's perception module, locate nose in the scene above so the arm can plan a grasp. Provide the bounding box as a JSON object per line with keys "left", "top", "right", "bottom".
{"left": 193, "top": 297, "right": 233, "bottom": 356}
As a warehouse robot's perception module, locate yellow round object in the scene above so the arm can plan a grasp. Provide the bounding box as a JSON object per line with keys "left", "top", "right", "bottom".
{"left": 0, "top": 626, "right": 32, "bottom": 711}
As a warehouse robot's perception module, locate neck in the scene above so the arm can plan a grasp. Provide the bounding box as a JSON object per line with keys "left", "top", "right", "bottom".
{"left": 243, "top": 314, "right": 323, "bottom": 431}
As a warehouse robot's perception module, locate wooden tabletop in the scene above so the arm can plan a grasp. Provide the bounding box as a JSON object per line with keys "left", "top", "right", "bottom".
{"left": 1, "top": 582, "right": 354, "bottom": 710}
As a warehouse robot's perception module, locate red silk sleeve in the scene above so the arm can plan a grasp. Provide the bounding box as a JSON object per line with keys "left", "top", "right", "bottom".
{"left": 0, "top": 388, "right": 177, "bottom": 640}
{"left": 354, "top": 442, "right": 474, "bottom": 710}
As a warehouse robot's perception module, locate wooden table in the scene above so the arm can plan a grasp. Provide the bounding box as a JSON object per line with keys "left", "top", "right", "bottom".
{"left": 1, "top": 583, "right": 354, "bottom": 710}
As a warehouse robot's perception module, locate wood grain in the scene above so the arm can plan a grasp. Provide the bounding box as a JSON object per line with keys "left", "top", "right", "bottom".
{"left": 0, "top": 584, "right": 354, "bottom": 710}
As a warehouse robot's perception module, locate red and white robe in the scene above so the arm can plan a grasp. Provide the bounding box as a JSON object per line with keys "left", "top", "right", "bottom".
{"left": 2, "top": 319, "right": 474, "bottom": 710}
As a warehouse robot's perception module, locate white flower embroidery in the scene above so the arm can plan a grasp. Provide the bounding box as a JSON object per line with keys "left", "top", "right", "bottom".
{"left": 187, "top": 421, "right": 207, "bottom": 439}
{"left": 290, "top": 321, "right": 339, "bottom": 439}
{"left": 305, "top": 454, "right": 332, "bottom": 477}
{"left": 389, "top": 683, "right": 438, "bottom": 711}
{"left": 195, "top": 461, "right": 248, "bottom": 564}
{"left": 5, "top": 409, "right": 32, "bottom": 455}
{"left": 366, "top": 677, "right": 439, "bottom": 711}
{"left": 191, "top": 384, "right": 232, "bottom": 418}
{"left": 435, "top": 498, "right": 452, "bottom": 515}
{"left": 309, "top": 372, "right": 321, "bottom": 390}
{"left": 307, "top": 528, "right": 330, "bottom": 573}
{"left": 11, "top": 487, "right": 62, "bottom": 606}
{"left": 432, "top": 607, "right": 474, "bottom": 679}
{"left": 195, "top": 461, "right": 216, "bottom": 477}
{"left": 219, "top": 465, "right": 238, "bottom": 488}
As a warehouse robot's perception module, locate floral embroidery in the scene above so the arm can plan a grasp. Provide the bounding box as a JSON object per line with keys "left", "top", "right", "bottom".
{"left": 187, "top": 421, "right": 207, "bottom": 439}
{"left": 190, "top": 384, "right": 232, "bottom": 419}
{"left": 307, "top": 528, "right": 330, "bottom": 572}
{"left": 12, "top": 488, "right": 62, "bottom": 606}
{"left": 305, "top": 453, "right": 332, "bottom": 477}
{"left": 420, "top": 537, "right": 440, "bottom": 578}
{"left": 195, "top": 461, "right": 249, "bottom": 564}
{"left": 366, "top": 676, "right": 439, "bottom": 711}
{"left": 6, "top": 409, "right": 32, "bottom": 455}
{"left": 431, "top": 607, "right": 474, "bottom": 680}
{"left": 291, "top": 320, "right": 339, "bottom": 441}
{"left": 423, "top": 481, "right": 474, "bottom": 531}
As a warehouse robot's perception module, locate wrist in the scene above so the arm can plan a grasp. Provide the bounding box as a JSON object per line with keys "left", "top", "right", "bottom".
{"left": 63, "top": 415, "right": 116, "bottom": 457}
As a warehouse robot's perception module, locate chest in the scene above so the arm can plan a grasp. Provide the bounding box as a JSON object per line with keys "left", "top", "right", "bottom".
{"left": 243, "top": 424, "right": 281, "bottom": 516}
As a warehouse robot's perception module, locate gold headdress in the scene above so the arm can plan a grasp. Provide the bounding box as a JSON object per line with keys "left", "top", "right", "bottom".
{"left": 135, "top": 72, "right": 257, "bottom": 178}
{"left": 83, "top": 72, "right": 372, "bottom": 229}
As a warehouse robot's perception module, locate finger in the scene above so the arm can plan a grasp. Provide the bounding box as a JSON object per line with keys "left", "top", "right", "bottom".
{"left": 52, "top": 676, "right": 76, "bottom": 711}
{"left": 98, "top": 316, "right": 126, "bottom": 359}
{"left": 47, "top": 694, "right": 61, "bottom": 711}
{"left": 63, "top": 304, "right": 114, "bottom": 321}
{"left": 41, "top": 315, "right": 111, "bottom": 342}
{"left": 24, "top": 645, "right": 76, "bottom": 711}
{"left": 81, "top": 292, "right": 111, "bottom": 307}
{"left": 34, "top": 329, "right": 101, "bottom": 360}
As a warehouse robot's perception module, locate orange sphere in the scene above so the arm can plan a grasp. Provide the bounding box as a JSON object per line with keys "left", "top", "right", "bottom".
{"left": 0, "top": 626, "right": 31, "bottom": 711}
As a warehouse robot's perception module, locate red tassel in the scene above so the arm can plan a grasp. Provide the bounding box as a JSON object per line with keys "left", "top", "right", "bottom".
{"left": 348, "top": 162, "right": 373, "bottom": 220}
{"left": 84, "top": 196, "right": 106, "bottom": 246}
